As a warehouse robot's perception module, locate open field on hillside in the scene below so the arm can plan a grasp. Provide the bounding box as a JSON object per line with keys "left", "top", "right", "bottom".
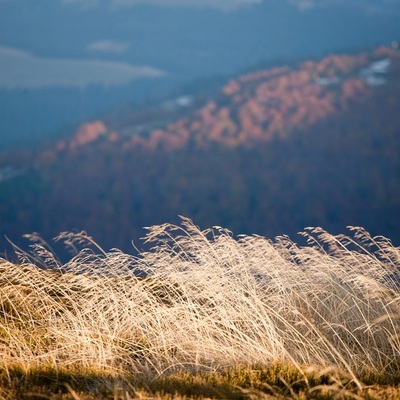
{"left": 0, "top": 218, "right": 399, "bottom": 399}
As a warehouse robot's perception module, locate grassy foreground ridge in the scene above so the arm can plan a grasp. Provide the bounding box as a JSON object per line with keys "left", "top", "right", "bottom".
{"left": 0, "top": 217, "right": 399, "bottom": 399}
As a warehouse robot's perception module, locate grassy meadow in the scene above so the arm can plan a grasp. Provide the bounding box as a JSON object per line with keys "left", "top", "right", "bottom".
{"left": 0, "top": 217, "right": 399, "bottom": 399}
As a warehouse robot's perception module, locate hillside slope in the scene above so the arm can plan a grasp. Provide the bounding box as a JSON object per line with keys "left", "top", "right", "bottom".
{"left": 1, "top": 46, "right": 399, "bottom": 254}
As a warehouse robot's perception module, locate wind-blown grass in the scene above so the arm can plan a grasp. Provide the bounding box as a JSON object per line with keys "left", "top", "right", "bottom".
{"left": 0, "top": 218, "right": 399, "bottom": 398}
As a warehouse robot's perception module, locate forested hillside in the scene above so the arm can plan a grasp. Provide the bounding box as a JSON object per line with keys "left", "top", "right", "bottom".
{"left": 1, "top": 46, "right": 399, "bottom": 255}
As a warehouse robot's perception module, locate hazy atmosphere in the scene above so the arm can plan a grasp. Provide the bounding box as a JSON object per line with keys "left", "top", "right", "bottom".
{"left": 1, "top": 0, "right": 399, "bottom": 148}
{"left": 0, "top": 0, "right": 400, "bottom": 254}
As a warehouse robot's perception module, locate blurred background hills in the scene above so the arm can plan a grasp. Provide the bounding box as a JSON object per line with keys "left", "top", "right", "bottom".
{"left": 1, "top": 0, "right": 400, "bottom": 149}
{"left": 1, "top": 44, "right": 399, "bottom": 256}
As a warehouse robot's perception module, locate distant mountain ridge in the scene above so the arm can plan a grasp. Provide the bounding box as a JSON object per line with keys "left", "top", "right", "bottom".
{"left": 50, "top": 46, "right": 399, "bottom": 154}
{"left": 2, "top": 0, "right": 400, "bottom": 151}
{"left": 1, "top": 46, "right": 400, "bottom": 255}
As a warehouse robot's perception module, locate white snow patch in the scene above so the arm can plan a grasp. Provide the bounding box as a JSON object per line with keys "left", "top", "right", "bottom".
{"left": 316, "top": 76, "right": 341, "bottom": 86}
{"left": 161, "top": 95, "right": 193, "bottom": 111}
{"left": 365, "top": 75, "right": 386, "bottom": 86}
{"left": 369, "top": 58, "right": 391, "bottom": 74}
{"left": 176, "top": 95, "right": 193, "bottom": 107}
{"left": 360, "top": 58, "right": 391, "bottom": 87}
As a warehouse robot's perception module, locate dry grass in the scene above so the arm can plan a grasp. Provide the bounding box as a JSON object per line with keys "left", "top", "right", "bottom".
{"left": 0, "top": 217, "right": 399, "bottom": 398}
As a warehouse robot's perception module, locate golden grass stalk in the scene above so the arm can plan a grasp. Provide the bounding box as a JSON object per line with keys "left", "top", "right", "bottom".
{"left": 0, "top": 218, "right": 399, "bottom": 388}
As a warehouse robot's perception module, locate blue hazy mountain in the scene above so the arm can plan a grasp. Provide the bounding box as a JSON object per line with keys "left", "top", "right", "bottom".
{"left": 0, "top": 0, "right": 399, "bottom": 149}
